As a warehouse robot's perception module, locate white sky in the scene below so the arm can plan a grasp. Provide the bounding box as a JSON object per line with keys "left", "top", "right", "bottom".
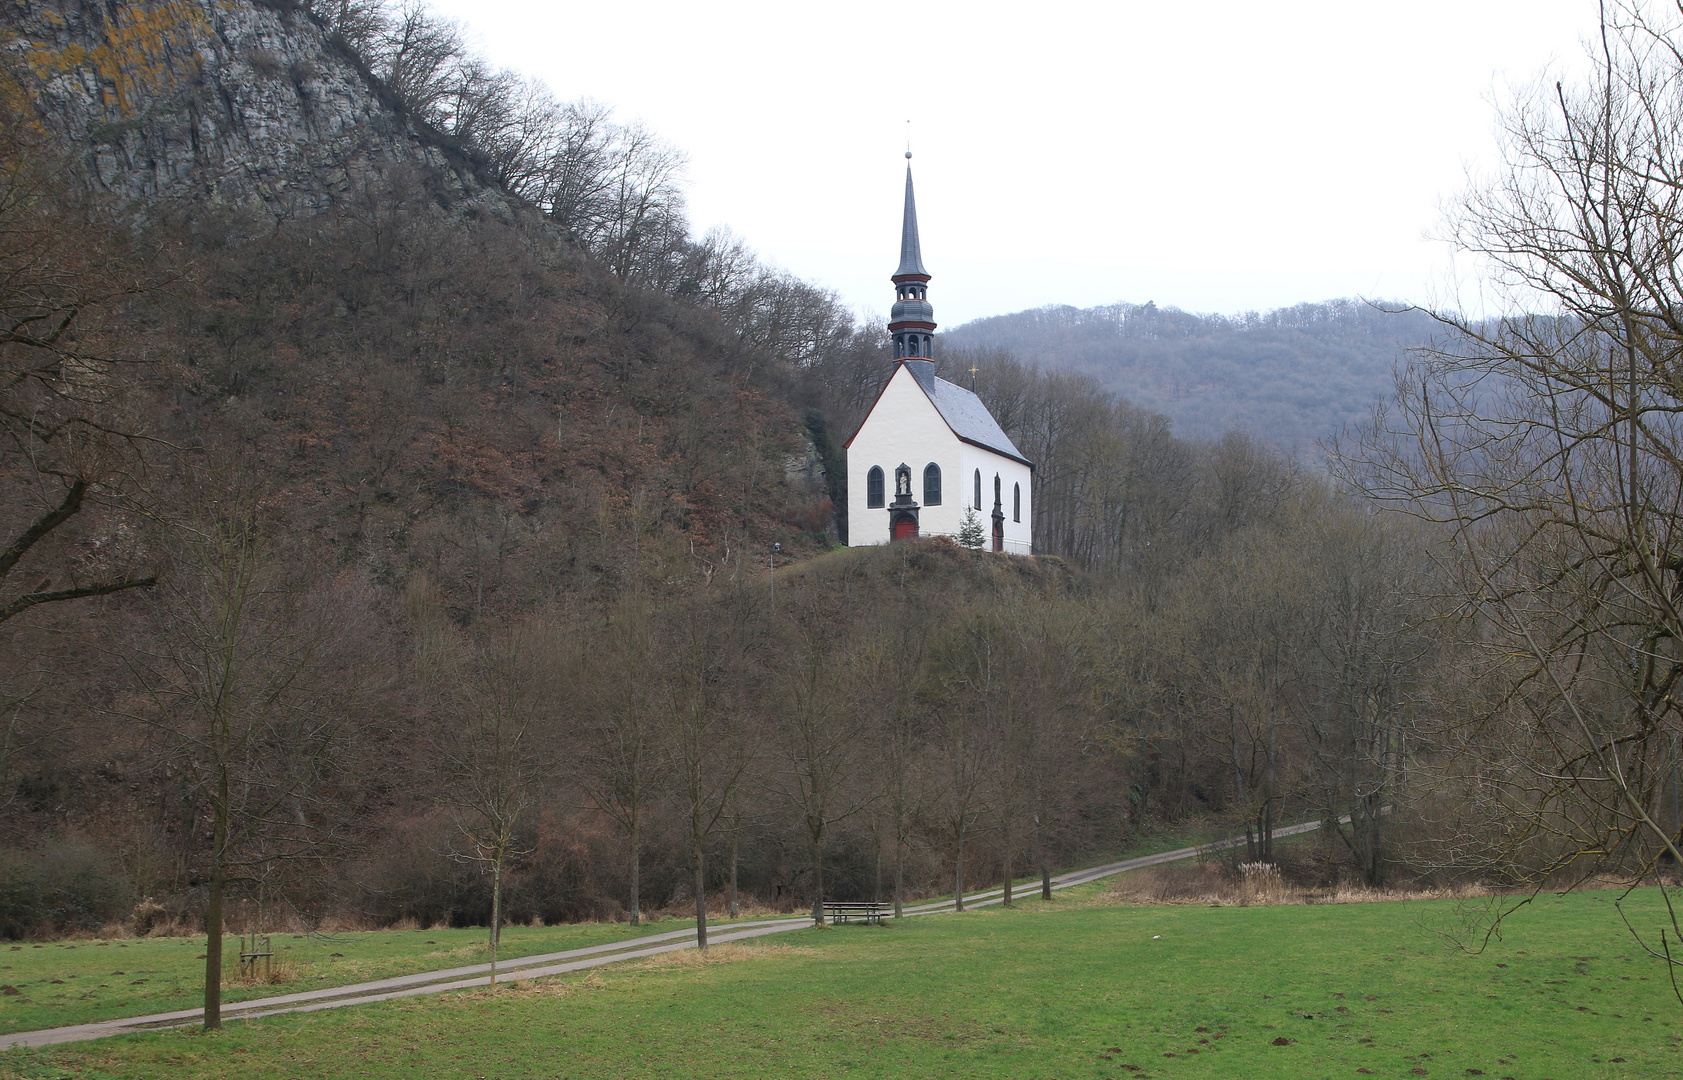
{"left": 424, "top": 0, "right": 1600, "bottom": 326}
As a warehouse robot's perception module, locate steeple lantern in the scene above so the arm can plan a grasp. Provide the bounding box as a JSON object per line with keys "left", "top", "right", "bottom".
{"left": 888, "top": 153, "right": 936, "bottom": 362}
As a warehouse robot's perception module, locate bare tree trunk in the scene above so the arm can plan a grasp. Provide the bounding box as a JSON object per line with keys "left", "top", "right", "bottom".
{"left": 1356, "top": 791, "right": 1384, "bottom": 886}
{"left": 893, "top": 835, "right": 904, "bottom": 919}
{"left": 1036, "top": 813, "right": 1051, "bottom": 900}
{"left": 809, "top": 830, "right": 825, "bottom": 925}
{"left": 953, "top": 834, "right": 966, "bottom": 912}
{"left": 873, "top": 832, "right": 883, "bottom": 906}
{"left": 1232, "top": 724, "right": 1255, "bottom": 861}
{"left": 1673, "top": 733, "right": 1681, "bottom": 860}
{"left": 692, "top": 835, "right": 708, "bottom": 949}
{"left": 203, "top": 870, "right": 225, "bottom": 1029}
{"left": 1001, "top": 840, "right": 1013, "bottom": 908}
{"left": 728, "top": 829, "right": 739, "bottom": 919}
{"left": 203, "top": 766, "right": 228, "bottom": 1030}
{"left": 489, "top": 858, "right": 502, "bottom": 989}
{"left": 629, "top": 819, "right": 641, "bottom": 926}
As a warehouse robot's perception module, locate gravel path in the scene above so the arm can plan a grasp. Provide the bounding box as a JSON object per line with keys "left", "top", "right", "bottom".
{"left": 0, "top": 816, "right": 1336, "bottom": 1049}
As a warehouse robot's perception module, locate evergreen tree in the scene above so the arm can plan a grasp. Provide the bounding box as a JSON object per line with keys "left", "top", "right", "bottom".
{"left": 957, "top": 508, "right": 985, "bottom": 550}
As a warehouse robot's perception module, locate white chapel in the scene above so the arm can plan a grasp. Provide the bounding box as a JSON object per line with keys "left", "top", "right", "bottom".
{"left": 844, "top": 157, "right": 1034, "bottom": 553}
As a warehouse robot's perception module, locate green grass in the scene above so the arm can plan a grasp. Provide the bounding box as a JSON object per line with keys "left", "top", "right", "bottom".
{"left": 0, "top": 915, "right": 709, "bottom": 1035}
{"left": 4, "top": 887, "right": 1678, "bottom": 1078}
{"left": 0, "top": 821, "right": 1236, "bottom": 1039}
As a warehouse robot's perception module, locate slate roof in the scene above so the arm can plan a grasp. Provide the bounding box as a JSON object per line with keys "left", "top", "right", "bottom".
{"left": 894, "top": 165, "right": 928, "bottom": 278}
{"left": 904, "top": 360, "right": 1033, "bottom": 467}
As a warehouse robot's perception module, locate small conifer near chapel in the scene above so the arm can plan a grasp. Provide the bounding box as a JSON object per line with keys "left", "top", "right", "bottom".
{"left": 957, "top": 508, "right": 985, "bottom": 550}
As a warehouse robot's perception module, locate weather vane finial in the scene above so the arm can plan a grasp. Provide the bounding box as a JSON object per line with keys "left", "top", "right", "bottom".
{"left": 906, "top": 119, "right": 912, "bottom": 159}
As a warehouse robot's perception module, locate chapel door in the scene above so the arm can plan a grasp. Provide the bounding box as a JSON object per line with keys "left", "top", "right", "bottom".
{"left": 893, "top": 517, "right": 918, "bottom": 540}
{"left": 992, "top": 518, "right": 1003, "bottom": 552}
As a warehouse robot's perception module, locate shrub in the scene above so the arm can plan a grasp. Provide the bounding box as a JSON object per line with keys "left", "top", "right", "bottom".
{"left": 0, "top": 841, "right": 130, "bottom": 939}
{"left": 246, "top": 48, "right": 284, "bottom": 78}
{"left": 130, "top": 897, "right": 168, "bottom": 937}
{"left": 0, "top": 854, "right": 44, "bottom": 939}
{"left": 37, "top": 840, "right": 129, "bottom": 932}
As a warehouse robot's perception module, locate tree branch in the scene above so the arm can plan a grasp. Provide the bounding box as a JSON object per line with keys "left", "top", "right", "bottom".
{"left": 0, "top": 477, "right": 86, "bottom": 581}
{"left": 0, "top": 574, "right": 157, "bottom": 623}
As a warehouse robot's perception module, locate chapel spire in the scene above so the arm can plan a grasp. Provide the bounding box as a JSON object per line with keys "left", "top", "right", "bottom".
{"left": 895, "top": 162, "right": 928, "bottom": 279}
{"left": 888, "top": 153, "right": 935, "bottom": 363}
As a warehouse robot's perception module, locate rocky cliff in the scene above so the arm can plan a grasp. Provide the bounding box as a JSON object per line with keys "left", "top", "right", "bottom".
{"left": 5, "top": 0, "right": 500, "bottom": 214}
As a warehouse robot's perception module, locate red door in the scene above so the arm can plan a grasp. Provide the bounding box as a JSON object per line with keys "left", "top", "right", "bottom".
{"left": 892, "top": 517, "right": 918, "bottom": 540}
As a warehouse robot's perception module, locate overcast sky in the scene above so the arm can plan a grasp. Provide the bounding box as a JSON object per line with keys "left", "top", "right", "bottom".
{"left": 424, "top": 0, "right": 1600, "bottom": 327}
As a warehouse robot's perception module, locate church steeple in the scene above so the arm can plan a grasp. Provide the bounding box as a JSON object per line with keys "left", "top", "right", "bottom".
{"left": 888, "top": 154, "right": 935, "bottom": 363}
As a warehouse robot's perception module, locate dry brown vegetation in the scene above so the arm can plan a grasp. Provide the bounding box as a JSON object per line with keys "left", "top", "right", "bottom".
{"left": 1102, "top": 861, "right": 1494, "bottom": 909}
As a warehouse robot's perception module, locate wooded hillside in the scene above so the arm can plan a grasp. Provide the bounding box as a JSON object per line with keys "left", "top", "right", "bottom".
{"left": 943, "top": 298, "right": 1447, "bottom": 448}
{"left": 2, "top": 0, "right": 1679, "bottom": 1017}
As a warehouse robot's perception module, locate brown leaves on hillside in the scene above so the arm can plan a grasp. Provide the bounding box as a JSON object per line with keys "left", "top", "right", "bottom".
{"left": 145, "top": 171, "right": 819, "bottom": 614}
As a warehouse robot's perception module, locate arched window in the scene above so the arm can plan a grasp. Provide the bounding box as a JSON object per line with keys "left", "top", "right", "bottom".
{"left": 973, "top": 469, "right": 982, "bottom": 510}
{"left": 1013, "top": 482, "right": 1021, "bottom": 522}
{"left": 923, "top": 463, "right": 942, "bottom": 505}
{"left": 867, "top": 466, "right": 885, "bottom": 509}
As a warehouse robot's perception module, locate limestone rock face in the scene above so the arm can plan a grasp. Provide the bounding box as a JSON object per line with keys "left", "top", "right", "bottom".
{"left": 5, "top": 0, "right": 503, "bottom": 215}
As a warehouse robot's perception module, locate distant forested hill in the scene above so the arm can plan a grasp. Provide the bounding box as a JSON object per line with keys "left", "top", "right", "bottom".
{"left": 941, "top": 299, "right": 1449, "bottom": 448}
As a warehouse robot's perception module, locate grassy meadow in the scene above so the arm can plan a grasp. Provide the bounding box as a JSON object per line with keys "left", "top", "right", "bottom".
{"left": 0, "top": 883, "right": 1677, "bottom": 1079}
{"left": 0, "top": 916, "right": 707, "bottom": 1035}
{"left": 0, "top": 820, "right": 1259, "bottom": 1039}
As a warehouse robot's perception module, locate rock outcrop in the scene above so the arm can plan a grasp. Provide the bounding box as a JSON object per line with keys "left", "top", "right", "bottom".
{"left": 4, "top": 0, "right": 502, "bottom": 215}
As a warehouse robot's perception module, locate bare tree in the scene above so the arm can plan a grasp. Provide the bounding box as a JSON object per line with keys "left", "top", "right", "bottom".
{"left": 367, "top": 2, "right": 464, "bottom": 123}
{"left": 1287, "top": 505, "right": 1429, "bottom": 885}
{"left": 572, "top": 593, "right": 658, "bottom": 924}
{"left": 421, "top": 611, "right": 553, "bottom": 987}
{"left": 533, "top": 102, "right": 689, "bottom": 286}
{"left": 125, "top": 458, "right": 374, "bottom": 1029}
{"left": 0, "top": 105, "right": 162, "bottom": 625}
{"left": 1340, "top": 0, "right": 1683, "bottom": 925}
{"left": 856, "top": 593, "right": 939, "bottom": 918}
{"left": 1007, "top": 594, "right": 1096, "bottom": 903}
{"left": 929, "top": 611, "right": 1005, "bottom": 911}
{"left": 767, "top": 594, "right": 867, "bottom": 924}
{"left": 658, "top": 583, "right": 761, "bottom": 948}
{"left": 1178, "top": 526, "right": 1306, "bottom": 860}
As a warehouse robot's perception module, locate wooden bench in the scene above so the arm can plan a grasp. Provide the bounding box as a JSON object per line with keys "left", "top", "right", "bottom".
{"left": 820, "top": 900, "right": 887, "bottom": 925}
